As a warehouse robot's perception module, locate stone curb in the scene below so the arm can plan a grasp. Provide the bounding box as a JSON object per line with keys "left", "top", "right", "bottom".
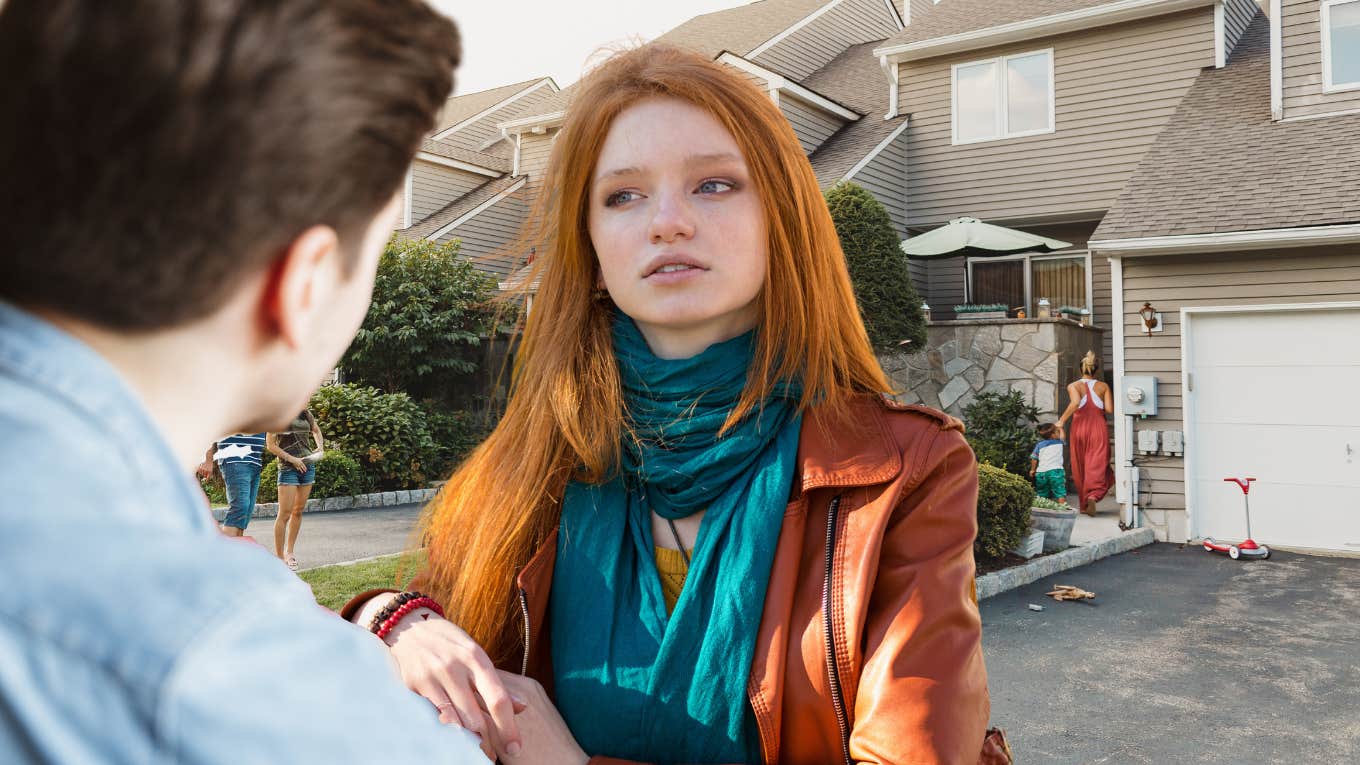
{"left": 212, "top": 487, "right": 440, "bottom": 523}
{"left": 976, "top": 527, "right": 1155, "bottom": 600}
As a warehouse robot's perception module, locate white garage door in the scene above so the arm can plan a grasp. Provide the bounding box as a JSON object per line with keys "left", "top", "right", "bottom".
{"left": 1188, "top": 308, "right": 1360, "bottom": 553}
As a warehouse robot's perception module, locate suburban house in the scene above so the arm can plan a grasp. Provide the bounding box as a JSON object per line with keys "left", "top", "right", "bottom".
{"left": 393, "top": 0, "right": 1358, "bottom": 551}
{"left": 1087, "top": 3, "right": 1360, "bottom": 553}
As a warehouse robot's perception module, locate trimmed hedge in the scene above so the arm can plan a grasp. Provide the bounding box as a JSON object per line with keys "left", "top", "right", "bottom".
{"left": 962, "top": 389, "right": 1040, "bottom": 478}
{"left": 310, "top": 384, "right": 438, "bottom": 491}
{"left": 976, "top": 464, "right": 1035, "bottom": 561}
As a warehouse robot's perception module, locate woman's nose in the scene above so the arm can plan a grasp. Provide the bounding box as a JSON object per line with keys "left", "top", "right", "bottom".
{"left": 647, "top": 191, "right": 696, "bottom": 244}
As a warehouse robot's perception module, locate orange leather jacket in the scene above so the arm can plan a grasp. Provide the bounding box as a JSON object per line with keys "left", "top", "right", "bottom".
{"left": 348, "top": 395, "right": 995, "bottom": 764}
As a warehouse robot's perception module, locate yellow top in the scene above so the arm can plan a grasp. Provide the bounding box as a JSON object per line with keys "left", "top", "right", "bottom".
{"left": 654, "top": 546, "right": 691, "bottom": 615}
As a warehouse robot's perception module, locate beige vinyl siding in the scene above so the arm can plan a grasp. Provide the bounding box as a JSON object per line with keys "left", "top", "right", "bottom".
{"left": 780, "top": 95, "right": 846, "bottom": 154}
{"left": 906, "top": 0, "right": 934, "bottom": 26}
{"left": 517, "top": 130, "right": 557, "bottom": 194}
{"left": 1281, "top": 0, "right": 1360, "bottom": 118}
{"left": 446, "top": 84, "right": 558, "bottom": 153}
{"left": 409, "top": 161, "right": 485, "bottom": 223}
{"left": 845, "top": 129, "right": 925, "bottom": 292}
{"left": 899, "top": 8, "right": 1216, "bottom": 227}
{"left": 752, "top": 0, "right": 900, "bottom": 80}
{"left": 1119, "top": 245, "right": 1360, "bottom": 540}
{"left": 1224, "top": 0, "right": 1260, "bottom": 56}
{"left": 435, "top": 192, "right": 530, "bottom": 278}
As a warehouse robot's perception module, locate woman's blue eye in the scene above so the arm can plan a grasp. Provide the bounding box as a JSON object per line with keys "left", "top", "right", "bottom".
{"left": 604, "top": 190, "right": 639, "bottom": 207}
{"left": 697, "top": 179, "right": 734, "bottom": 194}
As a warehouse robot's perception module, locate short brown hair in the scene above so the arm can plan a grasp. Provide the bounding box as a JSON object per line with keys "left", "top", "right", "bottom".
{"left": 0, "top": 0, "right": 459, "bottom": 329}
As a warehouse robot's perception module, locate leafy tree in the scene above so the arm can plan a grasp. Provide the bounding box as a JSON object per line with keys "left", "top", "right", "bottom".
{"left": 824, "top": 182, "right": 927, "bottom": 352}
{"left": 341, "top": 236, "right": 496, "bottom": 401}
{"left": 310, "top": 383, "right": 438, "bottom": 491}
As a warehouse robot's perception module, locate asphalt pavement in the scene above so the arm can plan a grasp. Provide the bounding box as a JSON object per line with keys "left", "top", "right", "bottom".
{"left": 981, "top": 543, "right": 1360, "bottom": 763}
{"left": 236, "top": 503, "right": 424, "bottom": 570}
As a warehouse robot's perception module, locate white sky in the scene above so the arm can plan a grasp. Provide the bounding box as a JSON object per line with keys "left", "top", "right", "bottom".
{"left": 428, "top": 1, "right": 755, "bottom": 95}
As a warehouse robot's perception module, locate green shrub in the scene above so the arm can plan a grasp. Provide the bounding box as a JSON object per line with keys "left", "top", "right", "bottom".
{"left": 976, "top": 464, "right": 1035, "bottom": 560}
{"left": 259, "top": 460, "right": 279, "bottom": 503}
{"left": 824, "top": 182, "right": 927, "bottom": 352}
{"left": 310, "top": 383, "right": 437, "bottom": 491}
{"left": 341, "top": 237, "right": 496, "bottom": 404}
{"left": 962, "top": 389, "right": 1040, "bottom": 477}
{"left": 423, "top": 406, "right": 491, "bottom": 478}
{"left": 199, "top": 473, "right": 227, "bottom": 505}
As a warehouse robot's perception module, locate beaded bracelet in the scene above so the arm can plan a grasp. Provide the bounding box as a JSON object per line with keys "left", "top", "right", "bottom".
{"left": 367, "top": 591, "right": 442, "bottom": 636}
{"left": 374, "top": 596, "right": 444, "bottom": 640}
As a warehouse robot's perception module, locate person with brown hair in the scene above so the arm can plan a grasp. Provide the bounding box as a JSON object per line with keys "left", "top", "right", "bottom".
{"left": 0, "top": 1, "right": 486, "bottom": 761}
{"left": 268, "top": 409, "right": 325, "bottom": 569}
{"left": 1058, "top": 351, "right": 1116, "bottom": 516}
{"left": 343, "top": 44, "right": 1002, "bottom": 765}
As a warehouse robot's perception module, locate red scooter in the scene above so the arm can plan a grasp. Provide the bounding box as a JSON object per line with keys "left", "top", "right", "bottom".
{"left": 1202, "top": 477, "right": 1271, "bottom": 560}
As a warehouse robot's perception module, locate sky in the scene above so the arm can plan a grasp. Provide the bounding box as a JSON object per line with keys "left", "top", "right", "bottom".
{"left": 427, "top": 0, "right": 755, "bottom": 96}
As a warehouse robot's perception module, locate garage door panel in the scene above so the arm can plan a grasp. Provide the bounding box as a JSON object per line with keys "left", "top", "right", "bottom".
{"left": 1194, "top": 367, "right": 1360, "bottom": 427}
{"left": 1189, "top": 308, "right": 1360, "bottom": 552}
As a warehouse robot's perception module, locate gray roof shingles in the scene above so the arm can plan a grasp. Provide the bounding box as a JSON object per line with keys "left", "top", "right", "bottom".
{"left": 1093, "top": 13, "right": 1360, "bottom": 241}
{"left": 418, "top": 138, "right": 512, "bottom": 174}
{"left": 656, "top": 0, "right": 833, "bottom": 60}
{"left": 433, "top": 78, "right": 544, "bottom": 134}
{"left": 880, "top": 0, "right": 1119, "bottom": 48}
{"left": 804, "top": 41, "right": 906, "bottom": 186}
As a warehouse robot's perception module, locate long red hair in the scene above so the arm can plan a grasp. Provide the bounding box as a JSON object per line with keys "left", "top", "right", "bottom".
{"left": 419, "top": 44, "right": 890, "bottom": 665}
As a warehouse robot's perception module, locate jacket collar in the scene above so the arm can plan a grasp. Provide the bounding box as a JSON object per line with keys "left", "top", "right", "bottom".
{"left": 797, "top": 394, "right": 902, "bottom": 492}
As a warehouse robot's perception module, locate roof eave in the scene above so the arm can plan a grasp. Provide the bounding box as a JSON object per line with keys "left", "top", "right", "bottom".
{"left": 1089, "top": 222, "right": 1360, "bottom": 256}
{"left": 498, "top": 110, "right": 568, "bottom": 136}
{"left": 873, "top": 0, "right": 1217, "bottom": 63}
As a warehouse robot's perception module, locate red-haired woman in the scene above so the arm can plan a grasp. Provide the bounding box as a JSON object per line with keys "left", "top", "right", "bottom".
{"left": 344, "top": 44, "right": 1000, "bottom": 765}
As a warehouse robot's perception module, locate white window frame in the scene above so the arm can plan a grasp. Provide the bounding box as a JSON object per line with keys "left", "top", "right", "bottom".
{"left": 1323, "top": 0, "right": 1360, "bottom": 93}
{"left": 950, "top": 48, "right": 1056, "bottom": 145}
{"left": 964, "top": 250, "right": 1092, "bottom": 319}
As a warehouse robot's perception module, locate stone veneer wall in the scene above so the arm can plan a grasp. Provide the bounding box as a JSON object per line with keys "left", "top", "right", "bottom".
{"left": 880, "top": 318, "right": 1104, "bottom": 421}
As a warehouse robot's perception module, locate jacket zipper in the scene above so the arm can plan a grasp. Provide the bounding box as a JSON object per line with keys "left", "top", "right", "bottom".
{"left": 518, "top": 587, "right": 531, "bottom": 676}
{"left": 822, "top": 494, "right": 852, "bottom": 765}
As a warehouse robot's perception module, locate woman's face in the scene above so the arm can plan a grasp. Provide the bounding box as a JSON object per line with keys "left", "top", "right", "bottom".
{"left": 587, "top": 97, "right": 768, "bottom": 359}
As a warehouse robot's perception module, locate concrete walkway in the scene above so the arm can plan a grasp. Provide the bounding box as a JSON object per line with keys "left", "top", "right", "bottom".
{"left": 236, "top": 503, "right": 423, "bottom": 571}
{"left": 982, "top": 543, "right": 1360, "bottom": 763}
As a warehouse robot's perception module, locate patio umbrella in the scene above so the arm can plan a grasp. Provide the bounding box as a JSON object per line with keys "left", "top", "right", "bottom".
{"left": 900, "top": 216, "right": 1071, "bottom": 260}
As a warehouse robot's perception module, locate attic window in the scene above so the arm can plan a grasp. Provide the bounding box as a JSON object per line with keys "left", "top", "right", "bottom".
{"left": 951, "top": 49, "right": 1054, "bottom": 145}
{"left": 1323, "top": 0, "right": 1360, "bottom": 91}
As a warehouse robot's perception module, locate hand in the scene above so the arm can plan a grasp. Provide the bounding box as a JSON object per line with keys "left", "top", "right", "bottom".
{"left": 487, "top": 671, "right": 588, "bottom": 765}
{"left": 289, "top": 457, "right": 308, "bottom": 473}
{"left": 195, "top": 461, "right": 214, "bottom": 480}
{"left": 384, "top": 611, "right": 527, "bottom": 759}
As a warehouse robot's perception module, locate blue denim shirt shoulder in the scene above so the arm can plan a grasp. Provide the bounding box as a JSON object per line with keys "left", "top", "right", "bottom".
{"left": 0, "top": 302, "right": 483, "bottom": 764}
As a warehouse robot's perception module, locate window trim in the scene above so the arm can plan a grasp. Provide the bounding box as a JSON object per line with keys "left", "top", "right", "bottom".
{"left": 1323, "top": 0, "right": 1360, "bottom": 93}
{"left": 964, "top": 250, "right": 1092, "bottom": 320}
{"left": 950, "top": 47, "right": 1056, "bottom": 145}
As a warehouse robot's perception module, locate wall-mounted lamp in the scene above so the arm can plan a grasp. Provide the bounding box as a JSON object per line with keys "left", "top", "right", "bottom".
{"left": 1139, "top": 302, "right": 1161, "bottom": 335}
{"left": 921, "top": 302, "right": 931, "bottom": 322}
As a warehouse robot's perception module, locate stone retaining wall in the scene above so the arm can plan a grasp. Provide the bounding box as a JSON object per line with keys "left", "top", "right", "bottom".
{"left": 880, "top": 318, "right": 1104, "bottom": 421}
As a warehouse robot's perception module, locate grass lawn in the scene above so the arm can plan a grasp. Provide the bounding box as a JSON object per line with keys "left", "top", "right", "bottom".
{"left": 299, "top": 550, "right": 427, "bottom": 611}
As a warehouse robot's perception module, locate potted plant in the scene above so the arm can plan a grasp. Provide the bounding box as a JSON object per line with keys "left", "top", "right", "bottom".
{"left": 1030, "top": 495, "right": 1078, "bottom": 552}
{"left": 953, "top": 302, "right": 1010, "bottom": 320}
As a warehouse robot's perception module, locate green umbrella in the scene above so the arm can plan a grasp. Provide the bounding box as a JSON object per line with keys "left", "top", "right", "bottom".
{"left": 900, "top": 217, "right": 1071, "bottom": 259}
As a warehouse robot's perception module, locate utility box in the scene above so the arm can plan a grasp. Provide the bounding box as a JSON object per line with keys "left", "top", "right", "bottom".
{"left": 1137, "top": 429, "right": 1161, "bottom": 455}
{"left": 1161, "top": 430, "right": 1185, "bottom": 456}
{"left": 1123, "top": 375, "right": 1159, "bottom": 417}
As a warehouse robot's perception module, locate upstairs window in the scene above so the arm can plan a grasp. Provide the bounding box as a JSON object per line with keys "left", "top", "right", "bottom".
{"left": 1323, "top": 0, "right": 1360, "bottom": 91}
{"left": 952, "top": 49, "right": 1054, "bottom": 145}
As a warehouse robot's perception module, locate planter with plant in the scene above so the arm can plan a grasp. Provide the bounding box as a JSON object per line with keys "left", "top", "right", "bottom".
{"left": 1030, "top": 495, "right": 1078, "bottom": 553}
{"left": 953, "top": 303, "right": 1010, "bottom": 321}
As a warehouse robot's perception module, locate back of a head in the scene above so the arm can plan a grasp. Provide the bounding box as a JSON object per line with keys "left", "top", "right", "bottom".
{"left": 0, "top": 0, "right": 460, "bottom": 330}
{"left": 1081, "top": 351, "right": 1100, "bottom": 376}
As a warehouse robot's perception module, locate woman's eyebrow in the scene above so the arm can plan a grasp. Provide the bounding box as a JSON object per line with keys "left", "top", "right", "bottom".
{"left": 593, "top": 152, "right": 746, "bottom": 185}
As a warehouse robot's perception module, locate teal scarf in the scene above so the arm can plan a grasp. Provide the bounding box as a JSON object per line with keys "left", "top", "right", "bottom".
{"left": 551, "top": 314, "right": 802, "bottom": 764}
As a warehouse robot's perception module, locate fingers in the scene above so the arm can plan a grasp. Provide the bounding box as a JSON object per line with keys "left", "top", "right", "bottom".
{"left": 471, "top": 662, "right": 524, "bottom": 755}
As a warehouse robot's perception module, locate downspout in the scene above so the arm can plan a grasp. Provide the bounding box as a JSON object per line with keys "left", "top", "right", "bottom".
{"left": 1109, "top": 253, "right": 1136, "bottom": 529}
{"left": 1269, "top": 0, "right": 1283, "bottom": 120}
{"left": 880, "top": 54, "right": 899, "bottom": 120}
{"left": 401, "top": 166, "right": 413, "bottom": 229}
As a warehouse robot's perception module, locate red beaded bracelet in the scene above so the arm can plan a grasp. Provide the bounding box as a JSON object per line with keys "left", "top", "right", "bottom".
{"left": 375, "top": 596, "right": 445, "bottom": 640}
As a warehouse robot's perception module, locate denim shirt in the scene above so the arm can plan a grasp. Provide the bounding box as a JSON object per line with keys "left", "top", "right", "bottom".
{"left": 0, "top": 302, "right": 484, "bottom": 764}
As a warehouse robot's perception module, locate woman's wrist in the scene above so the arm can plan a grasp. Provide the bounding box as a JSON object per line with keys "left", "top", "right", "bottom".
{"left": 351, "top": 592, "right": 399, "bottom": 628}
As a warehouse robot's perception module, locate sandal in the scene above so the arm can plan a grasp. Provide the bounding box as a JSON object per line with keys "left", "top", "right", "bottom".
{"left": 285, "top": 555, "right": 299, "bottom": 571}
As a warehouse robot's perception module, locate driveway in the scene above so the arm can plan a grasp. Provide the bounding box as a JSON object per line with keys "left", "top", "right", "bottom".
{"left": 237, "top": 503, "right": 424, "bottom": 570}
{"left": 981, "top": 543, "right": 1360, "bottom": 763}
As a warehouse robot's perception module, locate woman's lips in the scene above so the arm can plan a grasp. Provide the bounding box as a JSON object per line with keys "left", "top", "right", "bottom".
{"left": 644, "top": 263, "right": 707, "bottom": 285}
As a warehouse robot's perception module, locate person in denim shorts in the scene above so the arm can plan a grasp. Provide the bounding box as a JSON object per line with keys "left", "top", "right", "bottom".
{"left": 267, "top": 409, "right": 324, "bottom": 570}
